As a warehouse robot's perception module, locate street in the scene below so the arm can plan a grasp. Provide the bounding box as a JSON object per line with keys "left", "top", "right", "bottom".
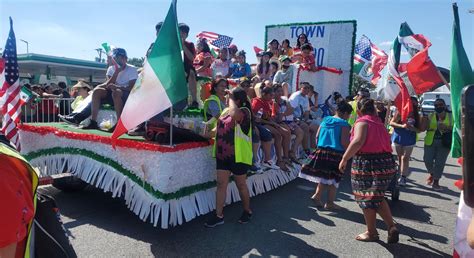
{"left": 42, "top": 139, "right": 462, "bottom": 257}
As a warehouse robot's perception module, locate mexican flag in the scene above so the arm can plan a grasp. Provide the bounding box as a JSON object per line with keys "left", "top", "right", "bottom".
{"left": 449, "top": 3, "right": 474, "bottom": 158}
{"left": 385, "top": 24, "right": 412, "bottom": 122}
{"left": 19, "top": 86, "right": 33, "bottom": 105}
{"left": 111, "top": 0, "right": 187, "bottom": 142}
{"left": 398, "top": 23, "right": 443, "bottom": 95}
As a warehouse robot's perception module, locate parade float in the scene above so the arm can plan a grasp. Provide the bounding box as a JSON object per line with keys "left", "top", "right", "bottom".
{"left": 19, "top": 121, "right": 301, "bottom": 229}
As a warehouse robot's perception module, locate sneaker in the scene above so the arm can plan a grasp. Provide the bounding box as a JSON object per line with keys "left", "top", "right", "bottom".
{"left": 426, "top": 175, "right": 434, "bottom": 185}
{"left": 262, "top": 160, "right": 279, "bottom": 170}
{"left": 204, "top": 213, "right": 224, "bottom": 228}
{"left": 249, "top": 164, "right": 264, "bottom": 174}
{"left": 80, "top": 120, "right": 99, "bottom": 130}
{"left": 432, "top": 184, "right": 443, "bottom": 191}
{"left": 238, "top": 211, "right": 252, "bottom": 224}
{"left": 59, "top": 114, "right": 80, "bottom": 126}
{"left": 398, "top": 176, "right": 407, "bottom": 186}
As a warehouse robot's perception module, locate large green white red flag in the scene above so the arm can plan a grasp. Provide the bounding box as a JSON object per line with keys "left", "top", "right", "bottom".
{"left": 111, "top": 0, "right": 187, "bottom": 143}
{"left": 384, "top": 24, "right": 413, "bottom": 122}
{"left": 449, "top": 3, "right": 474, "bottom": 159}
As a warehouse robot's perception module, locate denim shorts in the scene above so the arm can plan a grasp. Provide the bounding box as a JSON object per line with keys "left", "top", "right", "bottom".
{"left": 255, "top": 124, "right": 273, "bottom": 142}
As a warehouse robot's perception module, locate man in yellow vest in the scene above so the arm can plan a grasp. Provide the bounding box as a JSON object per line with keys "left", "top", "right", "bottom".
{"left": 0, "top": 142, "right": 39, "bottom": 258}
{"left": 421, "top": 98, "right": 453, "bottom": 190}
{"left": 348, "top": 88, "right": 370, "bottom": 126}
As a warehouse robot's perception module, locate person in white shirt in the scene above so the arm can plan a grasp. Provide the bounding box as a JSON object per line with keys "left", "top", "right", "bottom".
{"left": 82, "top": 48, "right": 138, "bottom": 130}
{"left": 288, "top": 82, "right": 319, "bottom": 154}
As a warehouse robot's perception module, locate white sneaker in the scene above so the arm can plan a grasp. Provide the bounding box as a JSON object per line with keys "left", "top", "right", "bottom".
{"left": 398, "top": 177, "right": 407, "bottom": 186}
{"left": 262, "top": 160, "right": 279, "bottom": 170}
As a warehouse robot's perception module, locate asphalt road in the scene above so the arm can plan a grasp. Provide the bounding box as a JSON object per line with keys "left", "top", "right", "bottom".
{"left": 41, "top": 139, "right": 463, "bottom": 257}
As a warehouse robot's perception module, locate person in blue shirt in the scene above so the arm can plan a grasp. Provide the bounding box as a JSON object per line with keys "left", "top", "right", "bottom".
{"left": 300, "top": 101, "right": 353, "bottom": 210}
{"left": 228, "top": 50, "right": 251, "bottom": 79}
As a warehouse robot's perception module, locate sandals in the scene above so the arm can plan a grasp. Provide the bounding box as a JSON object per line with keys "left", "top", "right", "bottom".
{"left": 387, "top": 225, "right": 400, "bottom": 244}
{"left": 310, "top": 196, "right": 324, "bottom": 208}
{"left": 355, "top": 231, "right": 379, "bottom": 242}
{"left": 277, "top": 160, "right": 290, "bottom": 173}
{"left": 324, "top": 203, "right": 342, "bottom": 210}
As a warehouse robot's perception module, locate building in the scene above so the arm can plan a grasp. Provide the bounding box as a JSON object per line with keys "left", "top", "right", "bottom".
{"left": 18, "top": 53, "right": 107, "bottom": 86}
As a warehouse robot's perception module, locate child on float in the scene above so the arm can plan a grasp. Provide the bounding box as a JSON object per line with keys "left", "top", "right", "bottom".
{"left": 300, "top": 101, "right": 353, "bottom": 210}
{"left": 273, "top": 84, "right": 304, "bottom": 164}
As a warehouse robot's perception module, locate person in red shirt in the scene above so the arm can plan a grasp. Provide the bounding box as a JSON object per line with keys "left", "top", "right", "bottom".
{"left": 252, "top": 86, "right": 292, "bottom": 172}
{"left": 298, "top": 43, "right": 317, "bottom": 72}
{"left": 0, "top": 143, "right": 36, "bottom": 258}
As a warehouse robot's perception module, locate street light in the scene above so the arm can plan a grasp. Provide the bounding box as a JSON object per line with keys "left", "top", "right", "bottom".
{"left": 20, "top": 39, "right": 29, "bottom": 53}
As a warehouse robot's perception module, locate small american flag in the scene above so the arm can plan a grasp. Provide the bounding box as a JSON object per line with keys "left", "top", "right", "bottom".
{"left": 196, "top": 31, "right": 233, "bottom": 50}
{"left": 0, "top": 18, "right": 22, "bottom": 150}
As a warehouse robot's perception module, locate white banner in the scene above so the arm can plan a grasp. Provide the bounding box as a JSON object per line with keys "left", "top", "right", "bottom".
{"left": 265, "top": 21, "right": 356, "bottom": 102}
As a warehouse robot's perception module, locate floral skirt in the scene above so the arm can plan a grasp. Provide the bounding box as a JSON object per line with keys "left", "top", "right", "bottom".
{"left": 299, "top": 147, "right": 344, "bottom": 187}
{"left": 351, "top": 152, "right": 397, "bottom": 209}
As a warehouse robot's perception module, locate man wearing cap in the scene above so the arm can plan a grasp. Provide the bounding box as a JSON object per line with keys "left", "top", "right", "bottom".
{"left": 273, "top": 55, "right": 295, "bottom": 96}
{"left": 347, "top": 88, "right": 370, "bottom": 126}
{"left": 82, "top": 48, "right": 138, "bottom": 130}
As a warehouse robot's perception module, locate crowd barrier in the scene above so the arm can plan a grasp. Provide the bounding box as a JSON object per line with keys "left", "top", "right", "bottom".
{"left": 21, "top": 98, "right": 74, "bottom": 123}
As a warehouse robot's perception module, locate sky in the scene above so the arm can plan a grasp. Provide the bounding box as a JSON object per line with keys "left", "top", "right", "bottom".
{"left": 1, "top": 0, "right": 473, "bottom": 68}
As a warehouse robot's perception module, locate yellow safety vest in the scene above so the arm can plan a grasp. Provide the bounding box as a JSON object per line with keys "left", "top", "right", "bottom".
{"left": 0, "top": 143, "right": 39, "bottom": 258}
{"left": 212, "top": 107, "right": 253, "bottom": 165}
{"left": 424, "top": 113, "right": 452, "bottom": 146}
{"left": 348, "top": 100, "right": 358, "bottom": 126}
{"left": 203, "top": 95, "right": 223, "bottom": 131}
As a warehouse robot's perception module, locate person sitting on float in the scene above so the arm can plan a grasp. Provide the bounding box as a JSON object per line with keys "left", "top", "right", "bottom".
{"left": 193, "top": 38, "right": 214, "bottom": 78}
{"left": 267, "top": 39, "right": 280, "bottom": 60}
{"left": 256, "top": 51, "right": 273, "bottom": 82}
{"left": 70, "top": 81, "right": 92, "bottom": 111}
{"left": 297, "top": 43, "right": 318, "bottom": 72}
{"left": 279, "top": 39, "right": 294, "bottom": 57}
{"left": 273, "top": 55, "right": 294, "bottom": 96}
{"left": 228, "top": 50, "right": 251, "bottom": 79}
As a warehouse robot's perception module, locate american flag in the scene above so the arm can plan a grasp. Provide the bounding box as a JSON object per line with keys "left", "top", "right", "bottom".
{"left": 0, "top": 18, "right": 22, "bottom": 150}
{"left": 196, "top": 31, "right": 233, "bottom": 50}
{"left": 354, "top": 35, "right": 388, "bottom": 85}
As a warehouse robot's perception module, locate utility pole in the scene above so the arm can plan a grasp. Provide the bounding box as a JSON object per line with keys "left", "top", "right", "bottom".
{"left": 95, "top": 48, "right": 104, "bottom": 62}
{"left": 20, "top": 39, "right": 29, "bottom": 53}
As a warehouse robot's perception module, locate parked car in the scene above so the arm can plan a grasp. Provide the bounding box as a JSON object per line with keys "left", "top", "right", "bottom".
{"left": 421, "top": 92, "right": 451, "bottom": 114}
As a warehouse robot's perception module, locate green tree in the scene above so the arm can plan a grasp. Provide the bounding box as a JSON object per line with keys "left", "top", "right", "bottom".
{"left": 128, "top": 57, "right": 145, "bottom": 68}
{"left": 351, "top": 74, "right": 375, "bottom": 96}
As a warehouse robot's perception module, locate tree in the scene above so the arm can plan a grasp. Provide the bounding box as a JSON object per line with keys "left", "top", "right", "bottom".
{"left": 351, "top": 74, "right": 375, "bottom": 96}
{"left": 128, "top": 57, "right": 145, "bottom": 68}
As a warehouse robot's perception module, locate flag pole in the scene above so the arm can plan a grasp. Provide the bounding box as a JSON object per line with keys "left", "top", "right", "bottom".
{"left": 437, "top": 69, "right": 451, "bottom": 90}
{"left": 169, "top": 106, "right": 173, "bottom": 146}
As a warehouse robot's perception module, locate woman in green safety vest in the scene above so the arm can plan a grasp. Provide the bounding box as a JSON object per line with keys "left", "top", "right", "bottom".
{"left": 0, "top": 142, "right": 38, "bottom": 258}
{"left": 203, "top": 78, "right": 228, "bottom": 131}
{"left": 420, "top": 98, "right": 453, "bottom": 191}
{"left": 205, "top": 87, "right": 253, "bottom": 228}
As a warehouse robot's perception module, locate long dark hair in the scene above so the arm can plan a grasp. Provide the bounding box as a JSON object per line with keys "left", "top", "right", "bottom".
{"left": 296, "top": 33, "right": 309, "bottom": 49}
{"left": 282, "top": 39, "right": 291, "bottom": 48}
{"left": 231, "top": 87, "right": 252, "bottom": 123}
{"left": 257, "top": 54, "right": 270, "bottom": 75}
{"left": 197, "top": 38, "right": 211, "bottom": 54}
{"left": 410, "top": 96, "right": 420, "bottom": 127}
{"left": 357, "top": 98, "right": 376, "bottom": 115}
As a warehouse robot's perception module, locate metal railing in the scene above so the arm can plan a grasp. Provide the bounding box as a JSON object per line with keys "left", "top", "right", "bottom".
{"left": 21, "top": 98, "right": 74, "bottom": 123}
